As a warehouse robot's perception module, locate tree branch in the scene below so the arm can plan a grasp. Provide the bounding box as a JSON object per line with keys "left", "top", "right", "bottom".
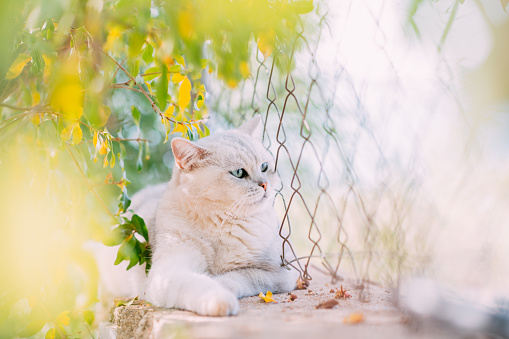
{"left": 100, "top": 49, "right": 208, "bottom": 126}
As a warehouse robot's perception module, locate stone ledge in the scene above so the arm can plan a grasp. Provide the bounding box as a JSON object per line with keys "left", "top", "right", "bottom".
{"left": 100, "top": 271, "right": 457, "bottom": 339}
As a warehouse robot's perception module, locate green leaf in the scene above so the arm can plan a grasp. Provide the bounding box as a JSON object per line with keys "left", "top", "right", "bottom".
{"left": 131, "top": 214, "right": 148, "bottom": 241}
{"left": 128, "top": 31, "right": 146, "bottom": 57}
{"left": 142, "top": 43, "right": 154, "bottom": 63}
{"left": 136, "top": 146, "right": 143, "bottom": 171}
{"left": 156, "top": 64, "right": 168, "bottom": 110}
{"left": 142, "top": 66, "right": 161, "bottom": 82}
{"left": 114, "top": 234, "right": 135, "bottom": 265}
{"left": 169, "top": 64, "right": 181, "bottom": 73}
{"left": 114, "top": 296, "right": 138, "bottom": 308}
{"left": 131, "top": 106, "right": 141, "bottom": 126}
{"left": 18, "top": 319, "right": 46, "bottom": 337}
{"left": 83, "top": 310, "right": 95, "bottom": 325}
{"left": 119, "top": 188, "right": 131, "bottom": 213}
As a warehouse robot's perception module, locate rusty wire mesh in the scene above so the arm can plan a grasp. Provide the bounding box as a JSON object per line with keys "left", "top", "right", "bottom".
{"left": 208, "top": 0, "right": 448, "bottom": 288}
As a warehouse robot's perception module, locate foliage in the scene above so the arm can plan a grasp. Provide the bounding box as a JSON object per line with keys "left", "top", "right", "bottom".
{"left": 0, "top": 0, "right": 314, "bottom": 337}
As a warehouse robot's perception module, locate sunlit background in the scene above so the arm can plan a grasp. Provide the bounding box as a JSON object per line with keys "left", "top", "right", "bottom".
{"left": 1, "top": 0, "right": 508, "bottom": 337}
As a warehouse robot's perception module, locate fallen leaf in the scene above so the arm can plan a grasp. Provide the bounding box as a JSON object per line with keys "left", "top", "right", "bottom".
{"left": 289, "top": 293, "right": 297, "bottom": 301}
{"left": 114, "top": 296, "right": 139, "bottom": 308}
{"left": 316, "top": 299, "right": 338, "bottom": 309}
{"left": 344, "top": 312, "right": 364, "bottom": 324}
{"left": 330, "top": 288, "right": 335, "bottom": 293}
{"left": 334, "top": 285, "right": 352, "bottom": 300}
{"left": 259, "top": 291, "right": 277, "bottom": 303}
{"left": 296, "top": 277, "right": 309, "bottom": 290}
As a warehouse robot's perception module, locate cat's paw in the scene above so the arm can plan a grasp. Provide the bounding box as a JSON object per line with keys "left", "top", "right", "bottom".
{"left": 279, "top": 267, "right": 300, "bottom": 292}
{"left": 193, "top": 288, "right": 239, "bottom": 316}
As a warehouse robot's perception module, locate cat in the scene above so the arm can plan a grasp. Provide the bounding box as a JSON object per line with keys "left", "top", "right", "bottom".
{"left": 94, "top": 116, "right": 298, "bottom": 316}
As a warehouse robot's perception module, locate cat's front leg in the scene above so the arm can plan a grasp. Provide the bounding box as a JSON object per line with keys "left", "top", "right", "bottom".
{"left": 146, "top": 247, "right": 239, "bottom": 316}
{"left": 215, "top": 266, "right": 299, "bottom": 298}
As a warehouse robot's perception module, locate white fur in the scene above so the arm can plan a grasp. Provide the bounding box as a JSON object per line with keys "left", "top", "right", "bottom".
{"left": 98, "top": 116, "right": 298, "bottom": 316}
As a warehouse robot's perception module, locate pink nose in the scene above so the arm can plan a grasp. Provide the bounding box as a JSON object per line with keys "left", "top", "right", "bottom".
{"left": 259, "top": 182, "right": 268, "bottom": 191}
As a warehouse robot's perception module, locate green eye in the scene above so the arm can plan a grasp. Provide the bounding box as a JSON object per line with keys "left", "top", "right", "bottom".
{"left": 230, "top": 168, "right": 247, "bottom": 178}
{"left": 261, "top": 162, "right": 268, "bottom": 172}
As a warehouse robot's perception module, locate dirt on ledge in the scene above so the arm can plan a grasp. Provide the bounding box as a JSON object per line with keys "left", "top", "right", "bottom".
{"left": 101, "top": 269, "right": 460, "bottom": 339}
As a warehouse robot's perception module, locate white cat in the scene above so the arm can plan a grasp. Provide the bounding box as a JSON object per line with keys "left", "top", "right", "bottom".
{"left": 95, "top": 116, "right": 298, "bottom": 316}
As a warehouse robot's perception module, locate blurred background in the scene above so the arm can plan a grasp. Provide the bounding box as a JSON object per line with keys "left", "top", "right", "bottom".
{"left": 1, "top": 0, "right": 508, "bottom": 337}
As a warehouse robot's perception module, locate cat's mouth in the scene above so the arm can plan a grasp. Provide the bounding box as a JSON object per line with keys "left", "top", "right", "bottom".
{"left": 252, "top": 192, "right": 268, "bottom": 204}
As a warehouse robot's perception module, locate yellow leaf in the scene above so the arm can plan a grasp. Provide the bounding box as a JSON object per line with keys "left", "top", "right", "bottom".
{"left": 172, "top": 123, "right": 188, "bottom": 135}
{"left": 146, "top": 82, "right": 153, "bottom": 95}
{"left": 116, "top": 179, "right": 126, "bottom": 192}
{"left": 258, "top": 28, "right": 276, "bottom": 58}
{"left": 61, "top": 124, "right": 74, "bottom": 142}
{"left": 45, "top": 328, "right": 56, "bottom": 339}
{"left": 258, "top": 291, "right": 277, "bottom": 303}
{"left": 104, "top": 26, "right": 122, "bottom": 51}
{"left": 6, "top": 54, "right": 31, "bottom": 79}
{"left": 93, "top": 131, "right": 98, "bottom": 148}
{"left": 99, "top": 141, "right": 108, "bottom": 155}
{"left": 343, "top": 312, "right": 365, "bottom": 324}
{"left": 177, "top": 8, "right": 193, "bottom": 39}
{"left": 240, "top": 61, "right": 250, "bottom": 78}
{"left": 56, "top": 311, "right": 70, "bottom": 326}
{"left": 104, "top": 172, "right": 113, "bottom": 183}
{"left": 178, "top": 77, "right": 191, "bottom": 111}
{"left": 42, "top": 55, "right": 53, "bottom": 84}
{"left": 227, "top": 78, "right": 238, "bottom": 88}
{"left": 110, "top": 152, "right": 115, "bottom": 168}
{"left": 51, "top": 82, "right": 83, "bottom": 119}
{"left": 32, "top": 91, "right": 41, "bottom": 106}
{"left": 172, "top": 73, "right": 185, "bottom": 83}
{"left": 196, "top": 97, "right": 204, "bottom": 109}
{"left": 103, "top": 155, "right": 109, "bottom": 167}
{"left": 71, "top": 124, "right": 83, "bottom": 145}
{"left": 164, "top": 105, "right": 175, "bottom": 117}
{"left": 31, "top": 113, "right": 41, "bottom": 126}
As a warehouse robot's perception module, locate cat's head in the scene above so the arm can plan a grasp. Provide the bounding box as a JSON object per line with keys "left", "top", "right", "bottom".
{"left": 170, "top": 116, "right": 280, "bottom": 215}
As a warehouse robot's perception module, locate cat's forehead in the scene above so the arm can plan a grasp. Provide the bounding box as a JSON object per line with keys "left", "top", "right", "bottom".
{"left": 198, "top": 131, "right": 268, "bottom": 164}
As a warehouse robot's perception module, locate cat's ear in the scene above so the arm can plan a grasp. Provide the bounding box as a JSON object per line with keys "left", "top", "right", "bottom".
{"left": 237, "top": 115, "right": 263, "bottom": 141}
{"left": 171, "top": 138, "right": 209, "bottom": 170}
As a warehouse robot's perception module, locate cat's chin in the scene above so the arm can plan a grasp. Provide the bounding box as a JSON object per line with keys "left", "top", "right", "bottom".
{"left": 250, "top": 192, "right": 272, "bottom": 206}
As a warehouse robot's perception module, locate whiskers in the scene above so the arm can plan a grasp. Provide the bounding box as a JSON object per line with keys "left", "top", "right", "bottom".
{"left": 216, "top": 198, "right": 249, "bottom": 242}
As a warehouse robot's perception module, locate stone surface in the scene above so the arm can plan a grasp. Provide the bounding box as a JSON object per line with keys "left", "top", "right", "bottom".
{"left": 100, "top": 270, "right": 460, "bottom": 339}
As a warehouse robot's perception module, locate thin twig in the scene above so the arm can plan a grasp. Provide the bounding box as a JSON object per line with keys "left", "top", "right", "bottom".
{"left": 0, "top": 103, "right": 45, "bottom": 111}
{"left": 100, "top": 49, "right": 208, "bottom": 126}
{"left": 110, "top": 84, "right": 147, "bottom": 94}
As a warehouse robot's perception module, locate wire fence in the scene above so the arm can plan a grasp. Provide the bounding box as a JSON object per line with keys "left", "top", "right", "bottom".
{"left": 210, "top": 0, "right": 509, "bottom": 297}
{"left": 209, "top": 2, "right": 425, "bottom": 288}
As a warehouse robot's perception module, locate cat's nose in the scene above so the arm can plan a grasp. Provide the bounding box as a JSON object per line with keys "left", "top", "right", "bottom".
{"left": 259, "top": 182, "right": 268, "bottom": 191}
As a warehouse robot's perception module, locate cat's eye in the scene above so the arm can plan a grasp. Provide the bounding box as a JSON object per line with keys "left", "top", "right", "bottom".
{"left": 230, "top": 168, "right": 247, "bottom": 178}
{"left": 261, "top": 162, "right": 268, "bottom": 172}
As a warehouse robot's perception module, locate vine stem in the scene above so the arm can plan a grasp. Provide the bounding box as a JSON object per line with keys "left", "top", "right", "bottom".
{"left": 100, "top": 48, "right": 208, "bottom": 126}
{"left": 0, "top": 103, "right": 48, "bottom": 111}
{"left": 65, "top": 144, "right": 115, "bottom": 218}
